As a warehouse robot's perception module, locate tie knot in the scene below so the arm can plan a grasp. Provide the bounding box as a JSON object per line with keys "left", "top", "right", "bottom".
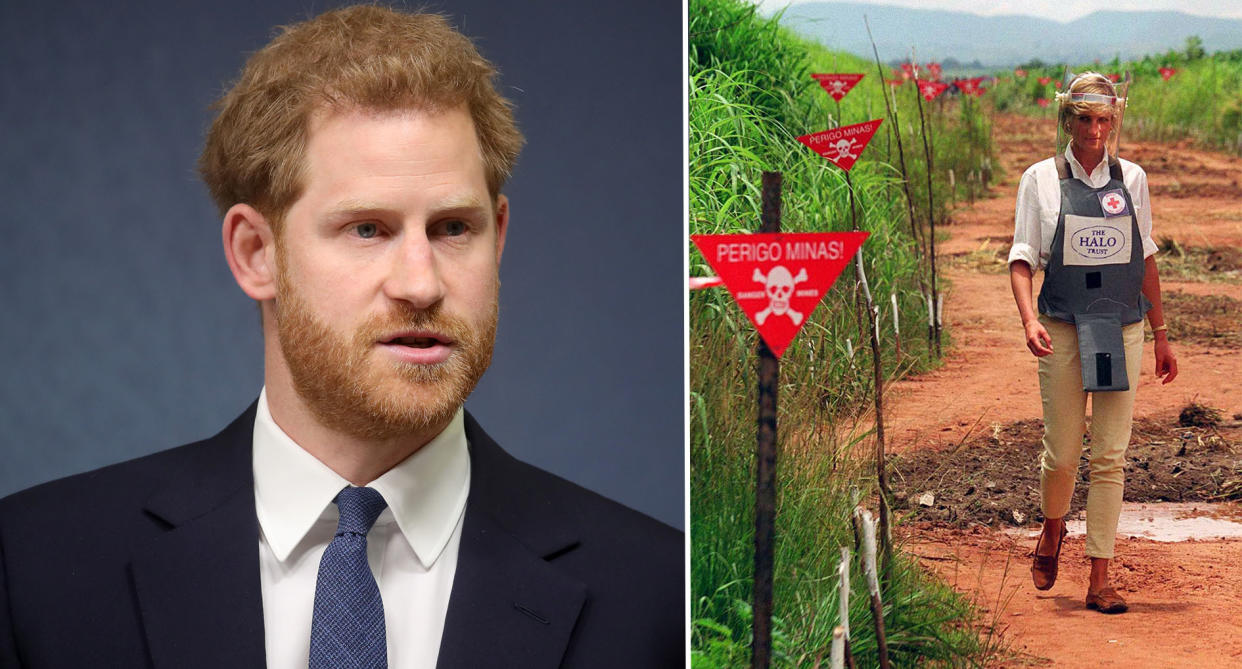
{"left": 333, "top": 486, "right": 388, "bottom": 536}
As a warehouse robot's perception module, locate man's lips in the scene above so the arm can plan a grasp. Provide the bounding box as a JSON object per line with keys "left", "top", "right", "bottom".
{"left": 377, "top": 330, "right": 455, "bottom": 364}
{"left": 381, "top": 330, "right": 453, "bottom": 348}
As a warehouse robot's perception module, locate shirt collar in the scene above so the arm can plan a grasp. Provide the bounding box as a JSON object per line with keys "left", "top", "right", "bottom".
{"left": 1063, "top": 144, "right": 1112, "bottom": 188}
{"left": 252, "top": 387, "right": 470, "bottom": 569}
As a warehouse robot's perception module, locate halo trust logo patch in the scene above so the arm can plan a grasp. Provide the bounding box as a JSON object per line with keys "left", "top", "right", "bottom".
{"left": 1098, "top": 189, "right": 1128, "bottom": 217}
{"left": 1063, "top": 214, "right": 1132, "bottom": 266}
{"left": 1071, "top": 224, "right": 1127, "bottom": 260}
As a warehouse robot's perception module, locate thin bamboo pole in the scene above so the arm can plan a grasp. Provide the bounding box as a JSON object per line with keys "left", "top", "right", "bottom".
{"left": 909, "top": 50, "right": 943, "bottom": 357}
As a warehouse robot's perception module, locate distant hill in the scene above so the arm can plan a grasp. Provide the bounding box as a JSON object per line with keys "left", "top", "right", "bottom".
{"left": 771, "top": 3, "right": 1242, "bottom": 67}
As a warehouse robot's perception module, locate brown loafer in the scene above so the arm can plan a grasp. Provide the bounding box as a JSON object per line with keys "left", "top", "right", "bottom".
{"left": 1086, "top": 586, "right": 1128, "bottom": 614}
{"left": 1030, "top": 523, "right": 1067, "bottom": 591}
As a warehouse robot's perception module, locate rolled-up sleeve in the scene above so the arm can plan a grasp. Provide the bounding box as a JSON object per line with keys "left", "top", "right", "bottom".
{"left": 1008, "top": 167, "right": 1042, "bottom": 270}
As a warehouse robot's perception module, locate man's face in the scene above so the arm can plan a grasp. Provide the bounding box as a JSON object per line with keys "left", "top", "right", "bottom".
{"left": 272, "top": 105, "right": 507, "bottom": 442}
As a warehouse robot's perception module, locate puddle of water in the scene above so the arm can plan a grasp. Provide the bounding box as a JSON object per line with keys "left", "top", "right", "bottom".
{"left": 1009, "top": 502, "right": 1242, "bottom": 542}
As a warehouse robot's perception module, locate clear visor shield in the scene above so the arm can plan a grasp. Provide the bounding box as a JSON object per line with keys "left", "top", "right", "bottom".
{"left": 1055, "top": 74, "right": 1130, "bottom": 163}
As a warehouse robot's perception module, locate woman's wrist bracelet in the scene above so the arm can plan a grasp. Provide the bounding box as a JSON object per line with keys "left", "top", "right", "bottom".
{"left": 1152, "top": 324, "right": 1168, "bottom": 333}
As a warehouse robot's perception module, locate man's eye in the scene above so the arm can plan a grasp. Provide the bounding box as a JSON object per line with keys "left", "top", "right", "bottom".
{"left": 442, "top": 220, "right": 467, "bottom": 236}
{"left": 355, "top": 222, "right": 380, "bottom": 239}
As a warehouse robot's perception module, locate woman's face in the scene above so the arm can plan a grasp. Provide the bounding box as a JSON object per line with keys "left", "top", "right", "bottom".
{"left": 1068, "top": 110, "right": 1113, "bottom": 154}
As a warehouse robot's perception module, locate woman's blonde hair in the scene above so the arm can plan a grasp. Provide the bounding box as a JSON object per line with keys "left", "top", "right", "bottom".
{"left": 198, "top": 5, "right": 524, "bottom": 229}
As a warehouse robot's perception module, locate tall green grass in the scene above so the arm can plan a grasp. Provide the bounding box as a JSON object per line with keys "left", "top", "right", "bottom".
{"left": 690, "top": 0, "right": 998, "bottom": 665}
{"left": 988, "top": 48, "right": 1242, "bottom": 155}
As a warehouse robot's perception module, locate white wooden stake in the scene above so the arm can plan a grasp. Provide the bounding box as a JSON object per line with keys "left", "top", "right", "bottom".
{"left": 936, "top": 293, "right": 944, "bottom": 328}
{"left": 859, "top": 509, "right": 879, "bottom": 598}
{"left": 890, "top": 293, "right": 900, "bottom": 337}
{"left": 857, "top": 507, "right": 891, "bottom": 668}
{"left": 831, "top": 626, "right": 845, "bottom": 669}
{"left": 838, "top": 547, "right": 851, "bottom": 641}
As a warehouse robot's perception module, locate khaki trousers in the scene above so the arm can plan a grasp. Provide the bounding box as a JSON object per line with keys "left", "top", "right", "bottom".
{"left": 1037, "top": 315, "right": 1144, "bottom": 559}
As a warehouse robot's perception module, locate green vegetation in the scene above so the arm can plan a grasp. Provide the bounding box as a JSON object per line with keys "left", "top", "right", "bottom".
{"left": 690, "top": 0, "right": 999, "bottom": 665}
{"left": 992, "top": 37, "right": 1242, "bottom": 155}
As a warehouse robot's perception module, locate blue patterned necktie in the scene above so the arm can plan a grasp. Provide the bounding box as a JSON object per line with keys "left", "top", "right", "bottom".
{"left": 309, "top": 486, "right": 389, "bottom": 668}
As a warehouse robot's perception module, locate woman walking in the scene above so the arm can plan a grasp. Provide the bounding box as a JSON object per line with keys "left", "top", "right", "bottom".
{"left": 1008, "top": 71, "right": 1178, "bottom": 614}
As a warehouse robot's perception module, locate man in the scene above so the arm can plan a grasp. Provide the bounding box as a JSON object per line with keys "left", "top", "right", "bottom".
{"left": 0, "top": 6, "right": 682, "bottom": 668}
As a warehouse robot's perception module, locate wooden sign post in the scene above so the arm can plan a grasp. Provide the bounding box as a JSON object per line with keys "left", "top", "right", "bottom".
{"left": 692, "top": 176, "right": 867, "bottom": 668}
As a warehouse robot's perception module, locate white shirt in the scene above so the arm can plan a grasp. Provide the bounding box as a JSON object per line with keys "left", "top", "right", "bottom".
{"left": 1008, "top": 146, "right": 1158, "bottom": 271}
{"left": 253, "top": 388, "right": 470, "bottom": 669}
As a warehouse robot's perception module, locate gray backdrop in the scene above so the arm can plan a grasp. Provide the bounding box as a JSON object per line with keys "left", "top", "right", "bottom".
{"left": 0, "top": 0, "right": 684, "bottom": 529}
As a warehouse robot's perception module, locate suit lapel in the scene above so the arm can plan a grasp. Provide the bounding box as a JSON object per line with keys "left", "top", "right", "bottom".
{"left": 129, "top": 404, "right": 267, "bottom": 669}
{"left": 436, "top": 414, "right": 586, "bottom": 669}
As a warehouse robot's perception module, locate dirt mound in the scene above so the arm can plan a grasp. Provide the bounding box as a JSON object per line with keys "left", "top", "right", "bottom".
{"left": 890, "top": 413, "right": 1242, "bottom": 527}
{"left": 1157, "top": 244, "right": 1242, "bottom": 280}
{"left": 1180, "top": 402, "right": 1224, "bottom": 427}
{"left": 1160, "top": 290, "right": 1242, "bottom": 347}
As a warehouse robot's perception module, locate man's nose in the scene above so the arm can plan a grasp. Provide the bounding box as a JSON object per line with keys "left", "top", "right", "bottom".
{"left": 382, "top": 230, "right": 445, "bottom": 309}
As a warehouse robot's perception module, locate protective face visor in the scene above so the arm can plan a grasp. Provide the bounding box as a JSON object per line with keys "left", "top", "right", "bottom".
{"left": 1055, "top": 72, "right": 1130, "bottom": 162}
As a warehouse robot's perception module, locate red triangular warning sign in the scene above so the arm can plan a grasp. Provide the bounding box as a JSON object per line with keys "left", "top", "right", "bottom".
{"left": 812, "top": 73, "right": 865, "bottom": 102}
{"left": 691, "top": 232, "right": 869, "bottom": 357}
{"left": 797, "top": 119, "right": 883, "bottom": 171}
{"left": 918, "top": 80, "right": 949, "bottom": 101}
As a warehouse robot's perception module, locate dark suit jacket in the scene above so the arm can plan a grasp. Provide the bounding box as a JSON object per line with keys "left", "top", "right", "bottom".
{"left": 0, "top": 403, "right": 684, "bottom": 667}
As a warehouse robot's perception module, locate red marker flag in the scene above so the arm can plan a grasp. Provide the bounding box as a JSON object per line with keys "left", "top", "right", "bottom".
{"left": 926, "top": 62, "right": 943, "bottom": 81}
{"left": 899, "top": 62, "right": 917, "bottom": 80}
{"left": 1054, "top": 80, "right": 1062, "bottom": 89}
{"left": 1038, "top": 76, "right": 1051, "bottom": 86}
{"left": 1107, "top": 73, "right": 1120, "bottom": 82}
{"left": 1015, "top": 68, "right": 1028, "bottom": 78}
{"left": 918, "top": 80, "right": 949, "bottom": 101}
{"left": 1159, "top": 67, "right": 1176, "bottom": 80}
{"left": 797, "top": 119, "right": 884, "bottom": 172}
{"left": 691, "top": 232, "right": 869, "bottom": 357}
{"left": 1037, "top": 98, "right": 1050, "bottom": 108}
{"left": 812, "top": 73, "right": 865, "bottom": 102}
{"left": 955, "top": 78, "right": 978, "bottom": 95}
{"left": 886, "top": 78, "right": 904, "bottom": 87}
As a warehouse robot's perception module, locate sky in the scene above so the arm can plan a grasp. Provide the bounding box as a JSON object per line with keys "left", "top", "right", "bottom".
{"left": 755, "top": 0, "right": 1242, "bottom": 22}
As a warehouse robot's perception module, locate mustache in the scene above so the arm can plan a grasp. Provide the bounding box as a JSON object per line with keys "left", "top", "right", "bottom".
{"left": 352, "top": 304, "right": 476, "bottom": 346}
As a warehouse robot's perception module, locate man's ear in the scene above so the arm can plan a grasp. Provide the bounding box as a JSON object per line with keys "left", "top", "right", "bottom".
{"left": 494, "top": 194, "right": 509, "bottom": 266}
{"left": 222, "top": 203, "right": 278, "bottom": 301}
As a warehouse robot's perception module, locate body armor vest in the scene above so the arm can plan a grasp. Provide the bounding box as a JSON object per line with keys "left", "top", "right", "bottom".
{"left": 1037, "top": 154, "right": 1149, "bottom": 391}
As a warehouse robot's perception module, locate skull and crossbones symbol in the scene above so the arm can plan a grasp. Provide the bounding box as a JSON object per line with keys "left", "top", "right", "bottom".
{"left": 828, "top": 138, "right": 861, "bottom": 163}
{"left": 753, "top": 265, "right": 809, "bottom": 325}
{"left": 828, "top": 79, "right": 847, "bottom": 94}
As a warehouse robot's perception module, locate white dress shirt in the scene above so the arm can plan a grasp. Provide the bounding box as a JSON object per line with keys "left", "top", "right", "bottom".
{"left": 1009, "top": 146, "right": 1158, "bottom": 271}
{"left": 252, "top": 388, "right": 469, "bottom": 669}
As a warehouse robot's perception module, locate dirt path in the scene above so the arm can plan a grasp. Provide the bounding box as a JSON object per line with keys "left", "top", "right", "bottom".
{"left": 887, "top": 113, "right": 1242, "bottom": 667}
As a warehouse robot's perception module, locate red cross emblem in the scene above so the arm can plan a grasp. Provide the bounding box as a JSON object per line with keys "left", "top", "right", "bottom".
{"left": 1101, "top": 191, "right": 1126, "bottom": 215}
